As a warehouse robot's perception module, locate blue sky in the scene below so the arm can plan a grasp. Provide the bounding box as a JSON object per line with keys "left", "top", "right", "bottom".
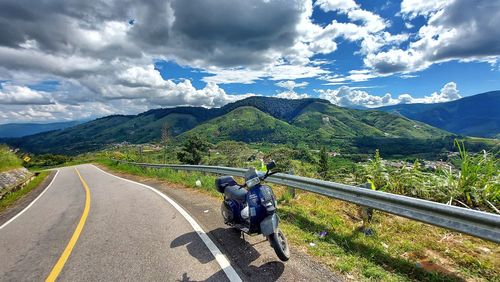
{"left": 0, "top": 0, "right": 499, "bottom": 122}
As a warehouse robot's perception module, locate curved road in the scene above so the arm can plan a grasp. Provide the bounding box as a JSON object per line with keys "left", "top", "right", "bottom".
{"left": 0, "top": 164, "right": 236, "bottom": 281}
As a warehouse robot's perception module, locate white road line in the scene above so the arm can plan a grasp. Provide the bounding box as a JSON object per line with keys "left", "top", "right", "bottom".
{"left": 91, "top": 165, "right": 242, "bottom": 282}
{"left": 0, "top": 170, "right": 60, "bottom": 230}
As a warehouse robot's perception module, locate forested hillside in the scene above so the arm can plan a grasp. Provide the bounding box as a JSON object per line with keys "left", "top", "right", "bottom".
{"left": 378, "top": 91, "right": 500, "bottom": 138}
{"left": 5, "top": 97, "right": 453, "bottom": 155}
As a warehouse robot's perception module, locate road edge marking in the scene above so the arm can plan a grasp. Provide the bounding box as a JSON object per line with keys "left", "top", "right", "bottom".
{"left": 45, "top": 168, "right": 91, "bottom": 282}
{"left": 92, "top": 164, "right": 242, "bottom": 282}
{"left": 0, "top": 170, "right": 60, "bottom": 230}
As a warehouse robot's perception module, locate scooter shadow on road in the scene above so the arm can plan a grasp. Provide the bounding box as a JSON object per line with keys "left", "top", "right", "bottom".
{"left": 171, "top": 227, "right": 285, "bottom": 282}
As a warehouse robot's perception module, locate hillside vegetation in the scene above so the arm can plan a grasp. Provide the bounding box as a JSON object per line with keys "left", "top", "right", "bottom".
{"left": 378, "top": 91, "right": 500, "bottom": 138}
{"left": 6, "top": 97, "right": 453, "bottom": 155}
{"left": 0, "top": 145, "right": 22, "bottom": 172}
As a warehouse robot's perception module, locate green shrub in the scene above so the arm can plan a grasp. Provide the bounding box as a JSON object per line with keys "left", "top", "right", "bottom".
{"left": 451, "top": 140, "right": 499, "bottom": 208}
{"left": 0, "top": 145, "right": 22, "bottom": 172}
{"left": 177, "top": 136, "right": 210, "bottom": 164}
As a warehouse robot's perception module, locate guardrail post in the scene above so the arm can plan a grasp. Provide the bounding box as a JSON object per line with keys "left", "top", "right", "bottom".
{"left": 358, "top": 183, "right": 374, "bottom": 236}
{"left": 287, "top": 170, "right": 296, "bottom": 199}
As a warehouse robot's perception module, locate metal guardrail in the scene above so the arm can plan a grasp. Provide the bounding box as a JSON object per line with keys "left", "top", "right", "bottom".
{"left": 114, "top": 160, "right": 500, "bottom": 243}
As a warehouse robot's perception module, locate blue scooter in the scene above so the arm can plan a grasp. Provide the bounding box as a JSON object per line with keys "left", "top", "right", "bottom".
{"left": 215, "top": 161, "right": 290, "bottom": 261}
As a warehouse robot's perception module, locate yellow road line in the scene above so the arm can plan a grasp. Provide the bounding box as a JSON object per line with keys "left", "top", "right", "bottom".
{"left": 45, "top": 168, "right": 91, "bottom": 282}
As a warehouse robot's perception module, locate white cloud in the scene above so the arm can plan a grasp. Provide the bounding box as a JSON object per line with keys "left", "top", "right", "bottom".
{"left": 316, "top": 81, "right": 461, "bottom": 108}
{"left": 200, "top": 0, "right": 407, "bottom": 84}
{"left": 0, "top": 83, "right": 53, "bottom": 105}
{"left": 202, "top": 63, "right": 328, "bottom": 84}
{"left": 275, "top": 91, "right": 310, "bottom": 100}
{"left": 88, "top": 64, "right": 254, "bottom": 107}
{"left": 400, "top": 0, "right": 452, "bottom": 19}
{"left": 0, "top": 102, "right": 123, "bottom": 123}
{"left": 315, "top": 0, "right": 358, "bottom": 13}
{"left": 275, "top": 80, "right": 309, "bottom": 91}
{"left": 321, "top": 69, "right": 386, "bottom": 84}
{"left": 0, "top": 0, "right": 492, "bottom": 123}
{"left": 0, "top": 46, "right": 103, "bottom": 78}
{"left": 367, "top": 0, "right": 500, "bottom": 74}
{"left": 0, "top": 64, "right": 254, "bottom": 123}
{"left": 421, "top": 81, "right": 461, "bottom": 103}
{"left": 151, "top": 80, "right": 254, "bottom": 107}
{"left": 317, "top": 86, "right": 396, "bottom": 108}
{"left": 274, "top": 80, "right": 310, "bottom": 99}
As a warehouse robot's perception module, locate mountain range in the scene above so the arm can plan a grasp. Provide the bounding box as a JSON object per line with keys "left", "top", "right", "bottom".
{"left": 0, "top": 121, "right": 84, "bottom": 138}
{"left": 5, "top": 97, "right": 450, "bottom": 155}
{"left": 377, "top": 91, "right": 500, "bottom": 138}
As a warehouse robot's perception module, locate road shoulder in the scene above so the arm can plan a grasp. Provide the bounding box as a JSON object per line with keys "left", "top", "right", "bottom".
{"left": 0, "top": 170, "right": 56, "bottom": 227}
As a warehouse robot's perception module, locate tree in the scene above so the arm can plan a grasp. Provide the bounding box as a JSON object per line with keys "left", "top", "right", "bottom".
{"left": 177, "top": 136, "right": 210, "bottom": 164}
{"left": 296, "top": 143, "right": 315, "bottom": 163}
{"left": 318, "top": 146, "right": 330, "bottom": 179}
{"left": 161, "top": 124, "right": 170, "bottom": 164}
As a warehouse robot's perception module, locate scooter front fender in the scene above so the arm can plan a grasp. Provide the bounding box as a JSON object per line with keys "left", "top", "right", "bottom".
{"left": 260, "top": 213, "right": 279, "bottom": 236}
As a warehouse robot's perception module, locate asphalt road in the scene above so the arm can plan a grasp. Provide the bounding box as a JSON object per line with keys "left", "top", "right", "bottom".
{"left": 0, "top": 164, "right": 234, "bottom": 281}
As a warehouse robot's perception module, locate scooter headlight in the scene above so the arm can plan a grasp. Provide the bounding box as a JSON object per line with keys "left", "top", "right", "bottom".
{"left": 246, "top": 176, "right": 260, "bottom": 188}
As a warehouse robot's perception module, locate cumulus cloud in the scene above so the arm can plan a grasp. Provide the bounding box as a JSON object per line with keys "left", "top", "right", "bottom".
{"left": 315, "top": 0, "right": 358, "bottom": 13}
{"left": 317, "top": 86, "right": 395, "bottom": 108}
{"left": 275, "top": 80, "right": 309, "bottom": 91}
{"left": 400, "top": 0, "right": 452, "bottom": 19}
{"left": 203, "top": 0, "right": 406, "bottom": 83}
{"left": 316, "top": 81, "right": 461, "bottom": 108}
{"left": 202, "top": 64, "right": 328, "bottom": 84}
{"left": 0, "top": 0, "right": 301, "bottom": 122}
{"left": 366, "top": 0, "right": 500, "bottom": 74}
{"left": 0, "top": 83, "right": 53, "bottom": 105}
{"left": 0, "top": 64, "right": 253, "bottom": 123}
{"left": 274, "top": 80, "right": 309, "bottom": 99}
{"left": 0, "top": 0, "right": 492, "bottom": 122}
{"left": 275, "top": 92, "right": 310, "bottom": 100}
{"left": 420, "top": 81, "right": 461, "bottom": 103}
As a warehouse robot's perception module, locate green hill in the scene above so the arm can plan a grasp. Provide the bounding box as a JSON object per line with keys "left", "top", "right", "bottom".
{"left": 179, "top": 107, "right": 310, "bottom": 144}
{"left": 5, "top": 96, "right": 453, "bottom": 155}
{"left": 377, "top": 91, "right": 500, "bottom": 138}
{"left": 178, "top": 100, "right": 448, "bottom": 151}
{"left": 292, "top": 101, "right": 447, "bottom": 139}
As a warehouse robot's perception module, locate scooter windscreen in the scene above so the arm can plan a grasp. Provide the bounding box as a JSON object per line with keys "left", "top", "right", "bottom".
{"left": 244, "top": 168, "right": 260, "bottom": 188}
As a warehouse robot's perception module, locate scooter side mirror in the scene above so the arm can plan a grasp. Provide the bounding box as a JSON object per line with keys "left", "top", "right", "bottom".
{"left": 266, "top": 160, "right": 276, "bottom": 171}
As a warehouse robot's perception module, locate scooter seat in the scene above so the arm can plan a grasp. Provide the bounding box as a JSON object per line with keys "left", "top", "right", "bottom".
{"left": 224, "top": 185, "right": 247, "bottom": 203}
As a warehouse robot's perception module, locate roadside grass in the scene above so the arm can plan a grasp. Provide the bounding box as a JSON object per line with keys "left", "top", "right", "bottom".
{"left": 98, "top": 159, "right": 222, "bottom": 198}
{"left": 0, "top": 171, "right": 49, "bottom": 212}
{"left": 0, "top": 145, "right": 23, "bottom": 172}
{"left": 98, "top": 159, "right": 499, "bottom": 282}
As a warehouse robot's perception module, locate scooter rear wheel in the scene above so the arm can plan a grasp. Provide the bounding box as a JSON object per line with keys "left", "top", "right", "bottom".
{"left": 268, "top": 228, "right": 290, "bottom": 261}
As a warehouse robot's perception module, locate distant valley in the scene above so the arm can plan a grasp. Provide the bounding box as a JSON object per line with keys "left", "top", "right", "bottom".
{"left": 0, "top": 121, "right": 84, "bottom": 138}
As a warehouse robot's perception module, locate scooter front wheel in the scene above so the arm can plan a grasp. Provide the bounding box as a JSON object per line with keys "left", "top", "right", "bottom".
{"left": 268, "top": 228, "right": 290, "bottom": 261}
